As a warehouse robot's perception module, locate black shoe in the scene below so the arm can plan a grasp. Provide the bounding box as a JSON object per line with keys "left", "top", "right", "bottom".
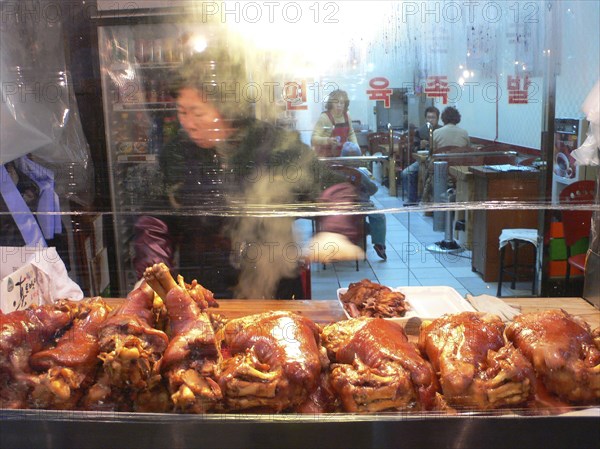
{"left": 374, "top": 244, "right": 387, "bottom": 260}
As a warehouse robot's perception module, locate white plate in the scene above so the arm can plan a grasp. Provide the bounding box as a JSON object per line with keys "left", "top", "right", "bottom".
{"left": 395, "top": 286, "right": 476, "bottom": 318}
{"left": 337, "top": 285, "right": 475, "bottom": 333}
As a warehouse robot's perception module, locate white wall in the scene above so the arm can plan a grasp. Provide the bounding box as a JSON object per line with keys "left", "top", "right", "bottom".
{"left": 448, "top": 4, "right": 546, "bottom": 150}
{"left": 106, "top": 1, "right": 598, "bottom": 150}
{"left": 317, "top": 1, "right": 556, "bottom": 149}
{"left": 555, "top": 1, "right": 600, "bottom": 119}
{"left": 345, "top": 1, "right": 597, "bottom": 150}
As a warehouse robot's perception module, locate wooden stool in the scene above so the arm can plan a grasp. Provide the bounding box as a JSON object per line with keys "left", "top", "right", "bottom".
{"left": 497, "top": 229, "right": 538, "bottom": 297}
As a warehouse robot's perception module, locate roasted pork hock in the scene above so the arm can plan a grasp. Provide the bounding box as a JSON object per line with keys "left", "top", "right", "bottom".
{"left": 321, "top": 317, "right": 438, "bottom": 412}
{"left": 505, "top": 309, "right": 600, "bottom": 405}
{"left": 144, "top": 263, "right": 222, "bottom": 413}
{"left": 83, "top": 283, "right": 170, "bottom": 412}
{"left": 0, "top": 301, "right": 79, "bottom": 409}
{"left": 28, "top": 298, "right": 111, "bottom": 409}
{"left": 216, "top": 310, "right": 326, "bottom": 412}
{"left": 419, "top": 312, "right": 535, "bottom": 410}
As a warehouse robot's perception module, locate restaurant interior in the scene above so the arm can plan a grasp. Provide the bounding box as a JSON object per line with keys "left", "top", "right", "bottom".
{"left": 0, "top": 0, "right": 598, "bottom": 302}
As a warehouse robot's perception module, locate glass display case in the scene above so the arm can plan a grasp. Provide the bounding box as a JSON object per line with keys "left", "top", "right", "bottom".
{"left": 1, "top": 1, "right": 599, "bottom": 448}
{"left": 87, "top": 2, "right": 600, "bottom": 300}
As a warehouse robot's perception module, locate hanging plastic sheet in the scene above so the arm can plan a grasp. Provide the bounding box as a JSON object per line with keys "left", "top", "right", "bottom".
{"left": 0, "top": 164, "right": 47, "bottom": 247}
{"left": 572, "top": 80, "right": 600, "bottom": 167}
{"left": 13, "top": 156, "right": 62, "bottom": 240}
{"left": 0, "top": 0, "right": 95, "bottom": 298}
{"left": 576, "top": 80, "right": 600, "bottom": 306}
{"left": 0, "top": 0, "right": 94, "bottom": 205}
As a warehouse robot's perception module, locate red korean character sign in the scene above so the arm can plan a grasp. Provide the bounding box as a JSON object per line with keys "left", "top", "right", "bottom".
{"left": 507, "top": 75, "right": 531, "bottom": 104}
{"left": 284, "top": 81, "right": 308, "bottom": 111}
{"left": 424, "top": 76, "right": 449, "bottom": 104}
{"left": 367, "top": 77, "right": 393, "bottom": 108}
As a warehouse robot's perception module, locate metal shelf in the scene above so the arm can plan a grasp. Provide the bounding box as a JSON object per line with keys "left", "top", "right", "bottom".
{"left": 110, "top": 62, "right": 182, "bottom": 71}
{"left": 113, "top": 102, "right": 176, "bottom": 112}
{"left": 115, "top": 154, "right": 158, "bottom": 163}
{"left": 1, "top": 409, "right": 598, "bottom": 449}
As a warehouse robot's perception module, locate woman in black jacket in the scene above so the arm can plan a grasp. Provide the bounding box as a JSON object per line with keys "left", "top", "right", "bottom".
{"left": 133, "top": 47, "right": 361, "bottom": 299}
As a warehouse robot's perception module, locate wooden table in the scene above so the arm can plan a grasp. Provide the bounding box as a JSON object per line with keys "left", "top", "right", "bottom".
{"left": 104, "top": 298, "right": 346, "bottom": 325}
{"left": 208, "top": 299, "right": 346, "bottom": 324}
{"left": 105, "top": 297, "right": 599, "bottom": 329}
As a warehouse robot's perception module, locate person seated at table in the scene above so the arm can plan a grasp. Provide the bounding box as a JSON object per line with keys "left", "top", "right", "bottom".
{"left": 422, "top": 106, "right": 471, "bottom": 203}
{"left": 311, "top": 89, "right": 358, "bottom": 157}
{"left": 401, "top": 106, "right": 441, "bottom": 205}
{"left": 433, "top": 106, "right": 470, "bottom": 148}
{"left": 339, "top": 142, "right": 388, "bottom": 260}
{"left": 414, "top": 106, "right": 441, "bottom": 152}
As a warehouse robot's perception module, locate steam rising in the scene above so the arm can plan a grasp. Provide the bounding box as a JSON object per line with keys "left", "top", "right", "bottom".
{"left": 226, "top": 136, "right": 307, "bottom": 298}
{"left": 173, "top": 20, "right": 366, "bottom": 298}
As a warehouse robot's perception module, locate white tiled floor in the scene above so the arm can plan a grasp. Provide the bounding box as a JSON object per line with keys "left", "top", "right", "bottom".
{"left": 298, "top": 182, "right": 534, "bottom": 300}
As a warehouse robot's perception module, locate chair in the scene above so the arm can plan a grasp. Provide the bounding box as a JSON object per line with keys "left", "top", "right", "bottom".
{"left": 390, "top": 130, "right": 411, "bottom": 197}
{"left": 367, "top": 132, "right": 389, "bottom": 155}
{"left": 313, "top": 216, "right": 367, "bottom": 272}
{"left": 367, "top": 132, "right": 391, "bottom": 187}
{"left": 496, "top": 228, "right": 538, "bottom": 297}
{"left": 559, "top": 180, "right": 596, "bottom": 285}
{"left": 316, "top": 164, "right": 368, "bottom": 271}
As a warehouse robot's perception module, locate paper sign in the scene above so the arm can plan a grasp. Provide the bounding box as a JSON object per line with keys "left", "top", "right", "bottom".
{"left": 0, "top": 246, "right": 84, "bottom": 306}
{"left": 1, "top": 263, "right": 41, "bottom": 312}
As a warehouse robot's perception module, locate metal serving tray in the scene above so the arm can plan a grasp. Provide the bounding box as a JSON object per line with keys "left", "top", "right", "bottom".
{"left": 1, "top": 408, "right": 599, "bottom": 449}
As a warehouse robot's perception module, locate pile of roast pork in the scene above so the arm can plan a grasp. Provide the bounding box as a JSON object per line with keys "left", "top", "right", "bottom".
{"left": 1, "top": 263, "right": 599, "bottom": 414}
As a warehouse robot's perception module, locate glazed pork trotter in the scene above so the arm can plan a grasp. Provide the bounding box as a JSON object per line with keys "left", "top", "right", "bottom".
{"left": 505, "top": 309, "right": 600, "bottom": 405}
{"left": 29, "top": 298, "right": 110, "bottom": 410}
{"left": 321, "top": 318, "right": 438, "bottom": 412}
{"left": 83, "top": 282, "right": 170, "bottom": 412}
{"left": 216, "top": 311, "right": 324, "bottom": 412}
{"left": 0, "top": 301, "right": 78, "bottom": 409}
{"left": 419, "top": 312, "right": 535, "bottom": 410}
{"left": 96, "top": 283, "right": 169, "bottom": 389}
{"left": 145, "top": 263, "right": 222, "bottom": 413}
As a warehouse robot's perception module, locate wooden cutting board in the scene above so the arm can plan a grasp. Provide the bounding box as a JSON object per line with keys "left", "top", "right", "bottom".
{"left": 104, "top": 297, "right": 599, "bottom": 330}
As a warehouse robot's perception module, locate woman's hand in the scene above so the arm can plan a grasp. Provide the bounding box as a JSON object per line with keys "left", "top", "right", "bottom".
{"left": 328, "top": 137, "right": 341, "bottom": 147}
